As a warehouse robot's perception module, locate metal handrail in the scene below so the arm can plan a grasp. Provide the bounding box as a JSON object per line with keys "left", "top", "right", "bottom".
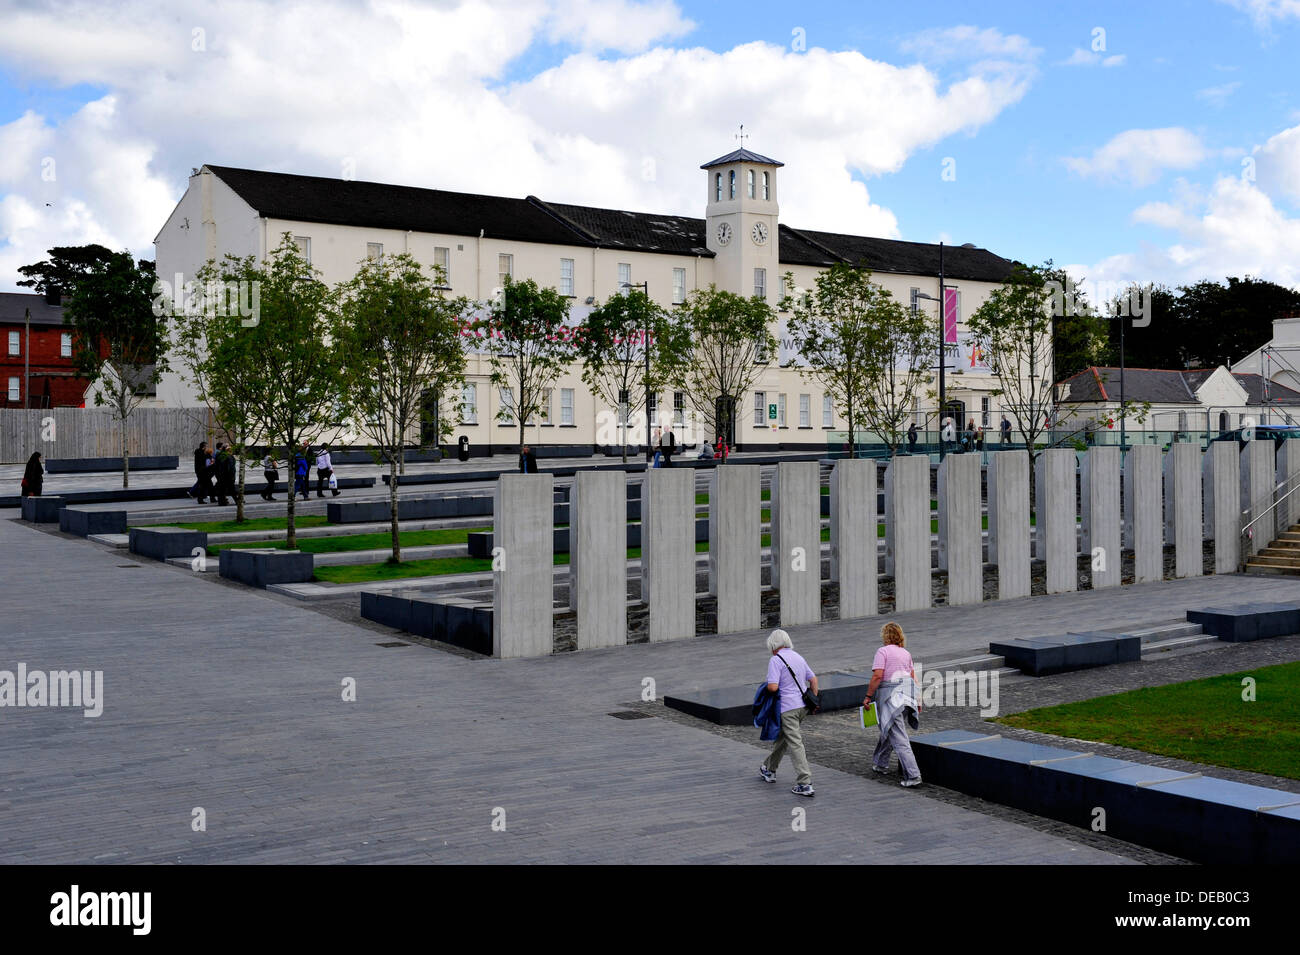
{"left": 1239, "top": 465, "right": 1300, "bottom": 571}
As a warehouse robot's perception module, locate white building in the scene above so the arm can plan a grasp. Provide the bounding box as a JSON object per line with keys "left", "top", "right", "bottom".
{"left": 154, "top": 149, "right": 1018, "bottom": 453}
{"left": 1232, "top": 317, "right": 1300, "bottom": 412}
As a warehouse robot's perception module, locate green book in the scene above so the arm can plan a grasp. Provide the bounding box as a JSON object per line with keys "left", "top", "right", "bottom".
{"left": 859, "top": 704, "right": 878, "bottom": 729}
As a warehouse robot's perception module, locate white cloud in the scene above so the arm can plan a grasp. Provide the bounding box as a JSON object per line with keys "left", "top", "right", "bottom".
{"left": 1252, "top": 123, "right": 1300, "bottom": 203}
{"left": 901, "top": 25, "right": 1041, "bottom": 63}
{"left": 1061, "top": 48, "right": 1126, "bottom": 67}
{"left": 1196, "top": 81, "right": 1243, "bottom": 107}
{"left": 0, "top": 3, "right": 1040, "bottom": 290}
{"left": 1218, "top": 0, "right": 1300, "bottom": 27}
{"left": 1064, "top": 128, "right": 1209, "bottom": 187}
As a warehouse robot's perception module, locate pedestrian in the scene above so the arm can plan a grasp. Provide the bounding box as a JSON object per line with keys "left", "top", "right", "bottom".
{"left": 189, "top": 441, "right": 212, "bottom": 503}
{"left": 975, "top": 425, "right": 985, "bottom": 452}
{"left": 863, "top": 621, "right": 922, "bottom": 788}
{"left": 20, "top": 451, "right": 43, "bottom": 498}
{"left": 699, "top": 439, "right": 714, "bottom": 460}
{"left": 1000, "top": 416, "right": 1012, "bottom": 446}
{"left": 964, "top": 419, "right": 977, "bottom": 452}
{"left": 940, "top": 415, "right": 954, "bottom": 453}
{"left": 293, "top": 447, "right": 311, "bottom": 501}
{"left": 715, "top": 434, "right": 729, "bottom": 463}
{"left": 261, "top": 452, "right": 279, "bottom": 501}
{"left": 758, "top": 629, "right": 820, "bottom": 797}
{"left": 211, "top": 441, "right": 237, "bottom": 506}
{"left": 660, "top": 426, "right": 676, "bottom": 468}
{"left": 907, "top": 422, "right": 918, "bottom": 453}
{"left": 316, "top": 443, "right": 339, "bottom": 497}
{"left": 519, "top": 444, "right": 538, "bottom": 474}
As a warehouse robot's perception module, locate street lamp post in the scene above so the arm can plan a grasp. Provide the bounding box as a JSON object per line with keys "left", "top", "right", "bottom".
{"left": 911, "top": 288, "right": 947, "bottom": 459}
{"left": 621, "top": 281, "right": 652, "bottom": 466}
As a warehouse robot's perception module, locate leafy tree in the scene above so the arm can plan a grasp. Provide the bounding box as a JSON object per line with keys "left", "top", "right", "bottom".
{"left": 198, "top": 234, "right": 339, "bottom": 548}
{"left": 574, "top": 289, "right": 688, "bottom": 462}
{"left": 784, "top": 265, "right": 935, "bottom": 457}
{"left": 61, "top": 251, "right": 168, "bottom": 487}
{"left": 334, "top": 253, "right": 467, "bottom": 562}
{"left": 1177, "top": 276, "right": 1300, "bottom": 368}
{"left": 1047, "top": 264, "right": 1111, "bottom": 381}
{"left": 472, "top": 277, "right": 573, "bottom": 453}
{"left": 17, "top": 244, "right": 115, "bottom": 301}
{"left": 671, "top": 285, "right": 776, "bottom": 451}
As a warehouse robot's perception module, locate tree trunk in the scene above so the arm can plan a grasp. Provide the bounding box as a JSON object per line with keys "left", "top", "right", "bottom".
{"left": 621, "top": 417, "right": 627, "bottom": 463}
{"left": 390, "top": 455, "right": 401, "bottom": 563}
{"left": 120, "top": 410, "right": 129, "bottom": 489}
{"left": 285, "top": 440, "right": 297, "bottom": 549}
{"left": 236, "top": 447, "right": 246, "bottom": 524}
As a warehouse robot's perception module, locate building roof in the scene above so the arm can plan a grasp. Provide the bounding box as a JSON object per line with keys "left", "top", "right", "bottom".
{"left": 1059, "top": 366, "right": 1300, "bottom": 406}
{"left": 699, "top": 148, "right": 784, "bottom": 169}
{"left": 203, "top": 164, "right": 1014, "bottom": 280}
{"left": 0, "top": 292, "right": 66, "bottom": 326}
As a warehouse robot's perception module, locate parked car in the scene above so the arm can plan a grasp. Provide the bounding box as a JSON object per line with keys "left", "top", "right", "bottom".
{"left": 1211, "top": 424, "right": 1300, "bottom": 448}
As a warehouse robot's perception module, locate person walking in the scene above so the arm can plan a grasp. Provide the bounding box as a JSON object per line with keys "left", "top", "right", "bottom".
{"left": 1000, "top": 416, "right": 1012, "bottom": 447}
{"left": 863, "top": 622, "right": 922, "bottom": 788}
{"left": 907, "top": 422, "right": 918, "bottom": 453}
{"left": 659, "top": 427, "right": 676, "bottom": 468}
{"left": 519, "top": 444, "right": 538, "bottom": 474}
{"left": 260, "top": 453, "right": 279, "bottom": 501}
{"left": 758, "top": 629, "right": 820, "bottom": 797}
{"left": 211, "top": 442, "right": 237, "bottom": 506}
{"left": 316, "top": 444, "right": 339, "bottom": 498}
{"left": 293, "top": 447, "right": 311, "bottom": 501}
{"left": 189, "top": 442, "right": 212, "bottom": 503}
{"left": 20, "top": 452, "right": 43, "bottom": 498}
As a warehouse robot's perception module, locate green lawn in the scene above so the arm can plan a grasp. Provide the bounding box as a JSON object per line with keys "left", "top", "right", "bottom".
{"left": 208, "top": 526, "right": 490, "bottom": 555}
{"left": 135, "top": 515, "right": 333, "bottom": 534}
{"left": 996, "top": 661, "right": 1300, "bottom": 780}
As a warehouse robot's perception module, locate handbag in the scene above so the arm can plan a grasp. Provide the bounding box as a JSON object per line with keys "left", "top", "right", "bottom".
{"left": 328, "top": 473, "right": 338, "bottom": 490}
{"left": 776, "top": 651, "right": 821, "bottom": 713}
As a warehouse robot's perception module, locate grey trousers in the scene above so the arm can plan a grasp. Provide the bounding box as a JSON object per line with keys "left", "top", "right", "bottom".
{"left": 872, "top": 717, "right": 921, "bottom": 781}
{"left": 768, "top": 707, "right": 811, "bottom": 785}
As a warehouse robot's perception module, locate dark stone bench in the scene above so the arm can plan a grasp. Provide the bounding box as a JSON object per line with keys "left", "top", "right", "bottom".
{"left": 361, "top": 591, "right": 493, "bottom": 655}
{"left": 663, "top": 672, "right": 872, "bottom": 726}
{"left": 467, "top": 517, "right": 708, "bottom": 559}
{"left": 218, "top": 548, "right": 314, "bottom": 587}
{"left": 988, "top": 631, "right": 1141, "bottom": 676}
{"left": 911, "top": 729, "right": 1300, "bottom": 864}
{"left": 329, "top": 448, "right": 442, "bottom": 465}
{"left": 59, "top": 507, "right": 127, "bottom": 537}
{"left": 129, "top": 527, "right": 208, "bottom": 561}
{"left": 45, "top": 455, "right": 179, "bottom": 474}
{"left": 1186, "top": 603, "right": 1300, "bottom": 642}
{"left": 327, "top": 495, "right": 494, "bottom": 524}
{"left": 1, "top": 476, "right": 376, "bottom": 510}
{"left": 20, "top": 496, "right": 65, "bottom": 522}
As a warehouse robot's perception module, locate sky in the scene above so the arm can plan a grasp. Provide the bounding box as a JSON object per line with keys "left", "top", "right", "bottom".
{"left": 1, "top": 0, "right": 1299, "bottom": 295}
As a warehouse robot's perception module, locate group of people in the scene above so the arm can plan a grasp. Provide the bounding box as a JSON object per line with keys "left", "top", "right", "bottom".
{"left": 756, "top": 622, "right": 921, "bottom": 797}
{"left": 697, "top": 434, "right": 729, "bottom": 462}
{"left": 189, "top": 440, "right": 341, "bottom": 505}
{"left": 20, "top": 452, "right": 43, "bottom": 498}
{"left": 906, "top": 415, "right": 1016, "bottom": 454}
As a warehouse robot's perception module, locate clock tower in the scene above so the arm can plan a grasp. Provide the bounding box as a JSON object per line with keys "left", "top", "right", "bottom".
{"left": 701, "top": 146, "right": 782, "bottom": 301}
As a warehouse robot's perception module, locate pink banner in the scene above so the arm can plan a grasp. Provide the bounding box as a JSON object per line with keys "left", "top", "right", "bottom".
{"left": 943, "top": 287, "right": 959, "bottom": 345}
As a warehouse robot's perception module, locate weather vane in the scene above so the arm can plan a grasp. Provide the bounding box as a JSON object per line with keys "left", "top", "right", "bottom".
{"left": 735, "top": 124, "right": 749, "bottom": 148}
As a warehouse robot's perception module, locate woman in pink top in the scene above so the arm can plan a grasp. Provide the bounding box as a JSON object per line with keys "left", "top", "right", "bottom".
{"left": 863, "top": 622, "right": 922, "bottom": 787}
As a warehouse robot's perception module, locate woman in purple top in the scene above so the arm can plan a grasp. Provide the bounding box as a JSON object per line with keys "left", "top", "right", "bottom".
{"left": 863, "top": 622, "right": 922, "bottom": 787}
{"left": 758, "top": 629, "right": 820, "bottom": 797}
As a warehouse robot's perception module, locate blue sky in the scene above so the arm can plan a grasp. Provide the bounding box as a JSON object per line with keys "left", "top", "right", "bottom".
{"left": 1, "top": 0, "right": 1298, "bottom": 291}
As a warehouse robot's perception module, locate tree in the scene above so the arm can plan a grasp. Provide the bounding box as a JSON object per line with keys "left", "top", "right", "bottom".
{"left": 174, "top": 259, "right": 269, "bottom": 523}
{"left": 784, "top": 265, "right": 935, "bottom": 457}
{"left": 334, "top": 253, "right": 468, "bottom": 562}
{"left": 473, "top": 277, "right": 573, "bottom": 453}
{"left": 574, "top": 289, "right": 688, "bottom": 462}
{"left": 968, "top": 263, "right": 1059, "bottom": 488}
{"left": 206, "top": 234, "right": 339, "bottom": 548}
{"left": 17, "top": 244, "right": 115, "bottom": 301}
{"left": 1047, "top": 264, "right": 1111, "bottom": 381}
{"left": 672, "top": 285, "right": 776, "bottom": 450}
{"left": 61, "top": 251, "right": 168, "bottom": 488}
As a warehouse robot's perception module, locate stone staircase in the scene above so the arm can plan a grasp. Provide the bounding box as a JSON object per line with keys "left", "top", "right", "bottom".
{"left": 1245, "top": 523, "right": 1300, "bottom": 575}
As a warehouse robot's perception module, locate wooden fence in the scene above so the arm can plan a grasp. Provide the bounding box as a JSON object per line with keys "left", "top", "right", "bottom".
{"left": 0, "top": 408, "right": 215, "bottom": 463}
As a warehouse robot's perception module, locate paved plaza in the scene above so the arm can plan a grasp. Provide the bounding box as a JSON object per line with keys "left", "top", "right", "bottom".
{"left": 4, "top": 496, "right": 1300, "bottom": 864}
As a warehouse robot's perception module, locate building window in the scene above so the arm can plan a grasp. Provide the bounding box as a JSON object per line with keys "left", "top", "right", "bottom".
{"left": 747, "top": 169, "right": 755, "bottom": 199}
{"left": 777, "top": 393, "right": 786, "bottom": 427}
{"left": 648, "top": 392, "right": 658, "bottom": 428}
{"left": 294, "top": 235, "right": 311, "bottom": 264}
{"left": 762, "top": 171, "right": 770, "bottom": 200}
{"left": 754, "top": 391, "right": 766, "bottom": 427}
{"left": 434, "top": 247, "right": 451, "bottom": 285}
{"left": 672, "top": 268, "right": 686, "bottom": 305}
{"left": 715, "top": 173, "right": 722, "bottom": 202}
{"left": 561, "top": 388, "right": 574, "bottom": 425}
{"left": 822, "top": 395, "right": 833, "bottom": 428}
{"left": 981, "top": 397, "right": 991, "bottom": 428}
{"left": 618, "top": 262, "right": 632, "bottom": 291}
{"left": 498, "top": 254, "right": 514, "bottom": 290}
{"left": 61, "top": 332, "right": 72, "bottom": 358}
{"left": 499, "top": 386, "right": 515, "bottom": 424}
{"left": 462, "top": 382, "right": 478, "bottom": 424}
{"left": 754, "top": 268, "right": 766, "bottom": 300}
{"left": 560, "top": 258, "right": 574, "bottom": 296}
{"left": 366, "top": 242, "right": 383, "bottom": 261}
{"left": 729, "top": 169, "right": 736, "bottom": 199}
{"left": 799, "top": 394, "right": 810, "bottom": 428}
{"left": 7, "top": 377, "right": 18, "bottom": 401}
{"left": 8, "top": 331, "right": 18, "bottom": 356}
{"left": 673, "top": 391, "right": 685, "bottom": 426}
{"left": 540, "top": 388, "right": 553, "bottom": 425}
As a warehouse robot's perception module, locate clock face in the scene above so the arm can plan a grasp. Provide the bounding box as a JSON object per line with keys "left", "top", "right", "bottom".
{"left": 751, "top": 222, "right": 769, "bottom": 245}
{"left": 716, "top": 222, "right": 732, "bottom": 246}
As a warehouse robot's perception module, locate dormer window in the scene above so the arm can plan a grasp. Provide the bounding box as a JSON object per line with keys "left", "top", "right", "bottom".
{"left": 729, "top": 170, "right": 736, "bottom": 199}
{"left": 747, "top": 169, "right": 755, "bottom": 199}
{"left": 715, "top": 173, "right": 722, "bottom": 202}
{"left": 762, "top": 171, "right": 770, "bottom": 200}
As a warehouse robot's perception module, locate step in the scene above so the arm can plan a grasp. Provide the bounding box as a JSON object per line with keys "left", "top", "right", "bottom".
{"left": 1244, "top": 562, "right": 1300, "bottom": 576}
{"left": 1244, "top": 555, "right": 1300, "bottom": 567}
{"left": 1141, "top": 633, "right": 1220, "bottom": 655}
{"left": 1123, "top": 620, "right": 1206, "bottom": 644}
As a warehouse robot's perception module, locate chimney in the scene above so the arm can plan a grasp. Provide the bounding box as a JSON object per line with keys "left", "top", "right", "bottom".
{"left": 44, "top": 288, "right": 62, "bottom": 306}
